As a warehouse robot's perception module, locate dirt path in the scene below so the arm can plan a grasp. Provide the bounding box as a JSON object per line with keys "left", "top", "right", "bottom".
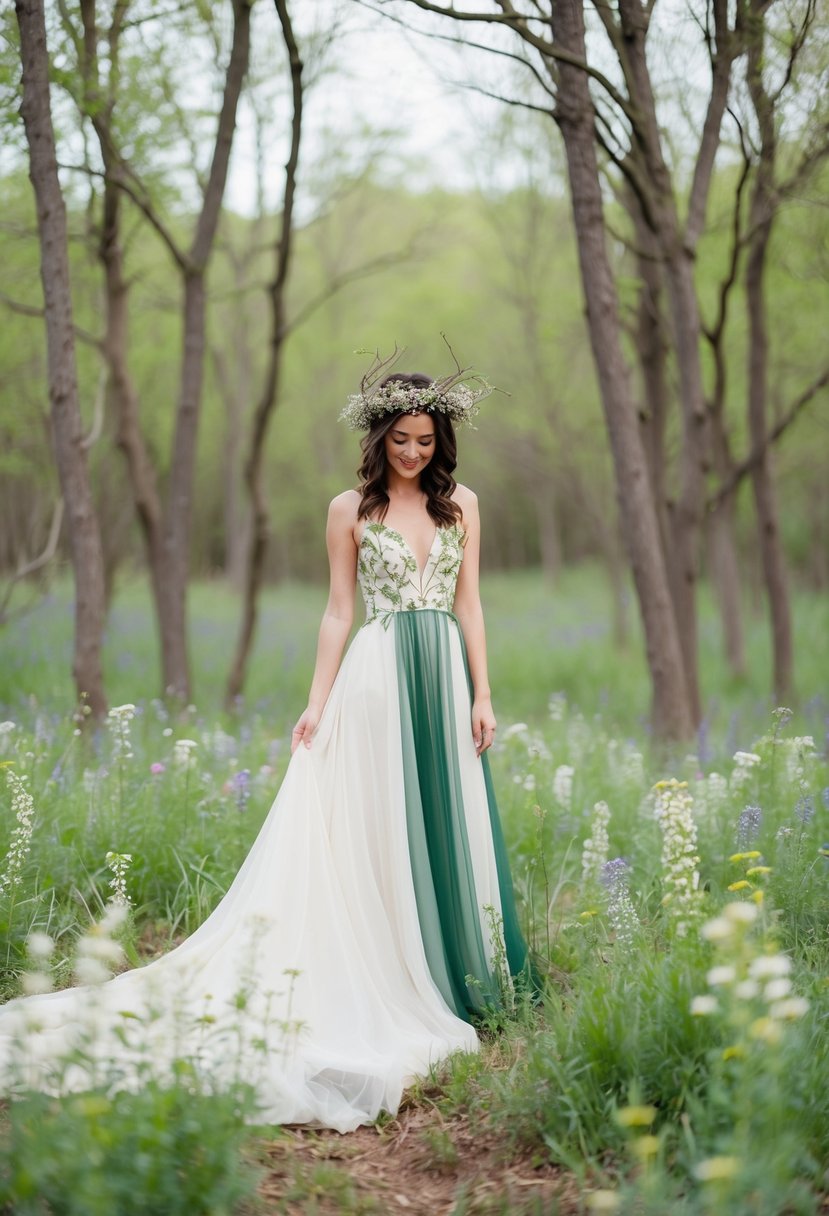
{"left": 253, "top": 1105, "right": 581, "bottom": 1215}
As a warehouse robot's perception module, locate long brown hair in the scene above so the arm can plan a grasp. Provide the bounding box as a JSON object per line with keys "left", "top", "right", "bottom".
{"left": 356, "top": 373, "right": 463, "bottom": 528}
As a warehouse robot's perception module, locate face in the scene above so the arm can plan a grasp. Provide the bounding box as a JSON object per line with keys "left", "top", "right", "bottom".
{"left": 384, "top": 413, "right": 436, "bottom": 479}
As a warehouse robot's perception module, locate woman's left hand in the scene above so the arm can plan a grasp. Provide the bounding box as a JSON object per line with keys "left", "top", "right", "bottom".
{"left": 472, "top": 697, "right": 497, "bottom": 756}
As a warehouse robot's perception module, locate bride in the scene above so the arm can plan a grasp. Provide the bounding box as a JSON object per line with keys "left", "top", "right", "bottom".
{"left": 0, "top": 355, "right": 531, "bottom": 1132}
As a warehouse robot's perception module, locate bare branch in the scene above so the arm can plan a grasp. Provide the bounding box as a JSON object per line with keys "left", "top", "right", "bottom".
{"left": 0, "top": 291, "right": 103, "bottom": 350}
{"left": 0, "top": 499, "right": 64, "bottom": 624}
{"left": 708, "top": 365, "right": 829, "bottom": 509}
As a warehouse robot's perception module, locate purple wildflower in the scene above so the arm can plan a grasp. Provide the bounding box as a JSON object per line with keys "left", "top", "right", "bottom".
{"left": 795, "top": 795, "right": 815, "bottom": 825}
{"left": 150, "top": 762, "right": 166, "bottom": 776}
{"left": 736, "top": 805, "right": 762, "bottom": 850}
{"left": 232, "top": 768, "right": 251, "bottom": 812}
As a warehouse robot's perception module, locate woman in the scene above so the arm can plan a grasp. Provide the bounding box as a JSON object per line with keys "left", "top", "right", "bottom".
{"left": 0, "top": 359, "right": 530, "bottom": 1133}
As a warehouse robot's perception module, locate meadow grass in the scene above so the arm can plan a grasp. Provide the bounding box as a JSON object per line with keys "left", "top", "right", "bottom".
{"left": 0, "top": 568, "right": 827, "bottom": 1213}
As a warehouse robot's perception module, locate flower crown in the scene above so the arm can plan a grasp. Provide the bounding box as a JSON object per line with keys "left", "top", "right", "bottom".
{"left": 339, "top": 342, "right": 493, "bottom": 432}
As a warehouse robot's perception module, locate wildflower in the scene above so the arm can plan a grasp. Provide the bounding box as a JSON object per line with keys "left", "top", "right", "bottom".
{"left": 706, "top": 965, "right": 736, "bottom": 986}
{"left": 722, "top": 1044, "right": 745, "bottom": 1061}
{"left": 0, "top": 769, "right": 35, "bottom": 896}
{"left": 150, "top": 762, "right": 166, "bottom": 776}
{"left": 601, "top": 858, "right": 640, "bottom": 950}
{"left": 232, "top": 768, "right": 251, "bottom": 813}
{"left": 769, "top": 997, "right": 809, "bottom": 1020}
{"left": 552, "top": 764, "right": 574, "bottom": 810}
{"left": 74, "top": 956, "right": 112, "bottom": 986}
{"left": 745, "top": 865, "right": 771, "bottom": 876}
{"left": 821, "top": 788, "right": 829, "bottom": 810}
{"left": 502, "top": 722, "right": 529, "bottom": 739}
{"left": 631, "top": 1134, "right": 660, "bottom": 1161}
{"left": 691, "top": 995, "right": 718, "bottom": 1016}
{"left": 729, "top": 850, "right": 762, "bottom": 863}
{"left": 22, "top": 971, "right": 54, "bottom": 995}
{"left": 77, "top": 934, "right": 124, "bottom": 966}
{"left": 763, "top": 978, "right": 792, "bottom": 1001}
{"left": 173, "top": 738, "right": 198, "bottom": 767}
{"left": 749, "top": 1016, "right": 782, "bottom": 1044}
{"left": 615, "top": 1105, "right": 656, "bottom": 1128}
{"left": 772, "top": 706, "right": 793, "bottom": 727}
{"left": 99, "top": 901, "right": 128, "bottom": 936}
{"left": 735, "top": 805, "right": 762, "bottom": 850}
{"left": 107, "top": 704, "right": 136, "bottom": 763}
{"left": 654, "top": 778, "right": 701, "bottom": 934}
{"left": 586, "top": 1192, "right": 621, "bottom": 1213}
{"left": 727, "top": 880, "right": 752, "bottom": 892}
{"left": 733, "top": 751, "right": 761, "bottom": 768}
{"left": 105, "top": 851, "right": 133, "bottom": 907}
{"left": 521, "top": 773, "right": 536, "bottom": 792}
{"left": 548, "top": 693, "right": 566, "bottom": 721}
{"left": 723, "top": 901, "right": 758, "bottom": 925}
{"left": 751, "top": 889, "right": 764, "bottom": 905}
{"left": 748, "top": 954, "right": 791, "bottom": 980}
{"left": 701, "top": 916, "right": 733, "bottom": 942}
{"left": 581, "top": 801, "right": 611, "bottom": 886}
{"left": 795, "top": 795, "right": 815, "bottom": 824}
{"left": 26, "top": 931, "right": 54, "bottom": 961}
{"left": 694, "top": 1156, "right": 741, "bottom": 1182}
{"left": 734, "top": 979, "right": 760, "bottom": 1000}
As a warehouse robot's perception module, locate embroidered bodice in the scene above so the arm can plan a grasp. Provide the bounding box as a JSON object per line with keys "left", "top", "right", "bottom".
{"left": 358, "top": 521, "right": 465, "bottom": 627}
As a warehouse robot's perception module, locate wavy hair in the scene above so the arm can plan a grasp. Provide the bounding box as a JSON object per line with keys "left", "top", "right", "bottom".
{"left": 357, "top": 373, "right": 463, "bottom": 528}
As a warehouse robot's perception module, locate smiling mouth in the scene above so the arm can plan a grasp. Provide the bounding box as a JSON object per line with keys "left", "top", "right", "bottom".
{"left": 399, "top": 459, "right": 418, "bottom": 468}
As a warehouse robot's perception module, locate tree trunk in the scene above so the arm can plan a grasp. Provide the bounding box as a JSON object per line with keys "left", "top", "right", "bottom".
{"left": 551, "top": 0, "right": 693, "bottom": 740}
{"left": 226, "top": 0, "right": 303, "bottom": 707}
{"left": 707, "top": 496, "right": 746, "bottom": 678}
{"left": 16, "top": 0, "right": 107, "bottom": 717}
{"left": 745, "top": 5, "right": 793, "bottom": 703}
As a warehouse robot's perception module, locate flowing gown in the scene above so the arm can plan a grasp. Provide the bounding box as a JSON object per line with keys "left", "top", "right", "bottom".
{"left": 0, "top": 521, "right": 529, "bottom": 1132}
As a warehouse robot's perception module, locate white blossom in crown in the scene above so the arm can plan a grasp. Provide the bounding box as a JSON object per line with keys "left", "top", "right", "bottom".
{"left": 340, "top": 340, "right": 494, "bottom": 432}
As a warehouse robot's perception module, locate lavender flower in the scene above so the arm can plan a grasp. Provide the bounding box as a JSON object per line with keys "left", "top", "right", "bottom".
{"left": 736, "top": 805, "right": 763, "bottom": 850}
{"left": 232, "top": 768, "right": 251, "bottom": 813}
{"left": 795, "top": 795, "right": 815, "bottom": 825}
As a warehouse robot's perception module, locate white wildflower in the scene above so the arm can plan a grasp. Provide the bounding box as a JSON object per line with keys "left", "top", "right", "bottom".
{"left": 107, "top": 703, "right": 136, "bottom": 763}
{"left": 548, "top": 693, "right": 566, "bottom": 721}
{"left": 734, "top": 979, "right": 760, "bottom": 1000}
{"left": 701, "top": 916, "right": 734, "bottom": 943}
{"left": 22, "top": 971, "right": 54, "bottom": 996}
{"left": 733, "top": 751, "right": 761, "bottom": 768}
{"left": 99, "top": 900, "right": 129, "bottom": 936}
{"left": 173, "top": 738, "right": 198, "bottom": 767}
{"left": 0, "top": 769, "right": 35, "bottom": 896}
{"left": 26, "top": 931, "right": 55, "bottom": 961}
{"left": 74, "top": 956, "right": 111, "bottom": 986}
{"left": 723, "top": 901, "right": 758, "bottom": 925}
{"left": 691, "top": 995, "right": 718, "bottom": 1016}
{"left": 105, "top": 851, "right": 133, "bottom": 907}
{"left": 601, "top": 858, "right": 640, "bottom": 950}
{"left": 552, "top": 764, "right": 575, "bottom": 810}
{"left": 654, "top": 779, "right": 701, "bottom": 935}
{"left": 706, "top": 965, "right": 736, "bottom": 987}
{"left": 748, "top": 954, "right": 791, "bottom": 980}
{"left": 502, "top": 723, "right": 529, "bottom": 740}
{"left": 769, "top": 997, "right": 809, "bottom": 1020}
{"left": 764, "top": 978, "right": 792, "bottom": 1002}
{"left": 582, "top": 801, "right": 611, "bottom": 886}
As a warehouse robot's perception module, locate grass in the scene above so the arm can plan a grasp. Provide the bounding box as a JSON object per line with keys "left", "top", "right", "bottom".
{"left": 0, "top": 566, "right": 828, "bottom": 1213}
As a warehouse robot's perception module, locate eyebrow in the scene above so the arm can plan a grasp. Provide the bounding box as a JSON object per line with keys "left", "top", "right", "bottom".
{"left": 390, "top": 429, "right": 435, "bottom": 439}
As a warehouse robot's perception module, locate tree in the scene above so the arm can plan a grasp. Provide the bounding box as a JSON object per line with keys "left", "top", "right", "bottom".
{"left": 15, "top": 0, "right": 107, "bottom": 716}
{"left": 72, "top": 0, "right": 253, "bottom": 701}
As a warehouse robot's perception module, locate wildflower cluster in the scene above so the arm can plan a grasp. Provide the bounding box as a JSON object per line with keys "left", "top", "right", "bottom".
{"left": 107, "top": 704, "right": 136, "bottom": 763}
{"left": 693, "top": 901, "right": 809, "bottom": 1043}
{"left": 106, "top": 851, "right": 133, "bottom": 907}
{"left": 22, "top": 930, "right": 55, "bottom": 995}
{"left": 75, "top": 902, "right": 128, "bottom": 986}
{"left": 601, "top": 857, "right": 640, "bottom": 950}
{"left": 735, "top": 804, "right": 762, "bottom": 850}
{"left": 653, "top": 779, "right": 701, "bottom": 935}
{"left": 173, "top": 738, "right": 198, "bottom": 768}
{"left": 581, "top": 800, "right": 610, "bottom": 886}
{"left": 340, "top": 377, "right": 490, "bottom": 432}
{"left": 552, "top": 764, "right": 574, "bottom": 810}
{"left": 0, "top": 768, "right": 35, "bottom": 896}
{"left": 727, "top": 850, "right": 771, "bottom": 898}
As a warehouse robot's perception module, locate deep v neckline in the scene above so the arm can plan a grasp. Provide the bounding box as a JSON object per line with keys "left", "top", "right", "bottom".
{"left": 367, "top": 521, "right": 440, "bottom": 581}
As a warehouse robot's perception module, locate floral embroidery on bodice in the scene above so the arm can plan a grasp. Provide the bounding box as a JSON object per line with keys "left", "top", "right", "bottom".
{"left": 358, "top": 521, "right": 465, "bottom": 627}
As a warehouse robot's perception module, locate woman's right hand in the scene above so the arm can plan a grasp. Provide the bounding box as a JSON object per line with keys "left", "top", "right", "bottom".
{"left": 291, "top": 707, "right": 319, "bottom": 754}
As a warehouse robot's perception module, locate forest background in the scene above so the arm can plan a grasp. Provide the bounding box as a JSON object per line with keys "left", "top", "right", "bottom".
{"left": 1, "top": 0, "right": 827, "bottom": 743}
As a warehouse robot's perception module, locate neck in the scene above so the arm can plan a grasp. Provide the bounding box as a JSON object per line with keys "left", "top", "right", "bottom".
{"left": 385, "top": 471, "right": 425, "bottom": 499}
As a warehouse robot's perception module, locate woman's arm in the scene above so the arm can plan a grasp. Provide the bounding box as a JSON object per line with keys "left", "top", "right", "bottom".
{"left": 291, "top": 491, "right": 358, "bottom": 752}
{"left": 452, "top": 487, "right": 497, "bottom": 756}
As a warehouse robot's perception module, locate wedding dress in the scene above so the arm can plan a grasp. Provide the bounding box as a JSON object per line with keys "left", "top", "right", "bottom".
{"left": 0, "top": 521, "right": 529, "bottom": 1132}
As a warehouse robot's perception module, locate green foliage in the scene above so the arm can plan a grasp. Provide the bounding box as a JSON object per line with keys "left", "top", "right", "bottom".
{"left": 0, "top": 1074, "right": 260, "bottom": 1215}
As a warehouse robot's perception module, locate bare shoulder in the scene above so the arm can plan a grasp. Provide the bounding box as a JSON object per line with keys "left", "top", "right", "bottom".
{"left": 328, "top": 488, "right": 361, "bottom": 526}
{"left": 452, "top": 482, "right": 479, "bottom": 523}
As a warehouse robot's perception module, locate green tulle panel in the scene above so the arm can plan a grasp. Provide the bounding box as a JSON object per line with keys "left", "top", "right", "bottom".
{"left": 393, "top": 609, "right": 530, "bottom": 1022}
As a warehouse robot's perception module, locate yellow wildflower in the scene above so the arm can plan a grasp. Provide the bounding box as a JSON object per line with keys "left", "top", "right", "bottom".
{"left": 632, "top": 1135, "right": 660, "bottom": 1160}
{"left": 746, "top": 866, "right": 771, "bottom": 876}
{"left": 751, "top": 890, "right": 764, "bottom": 905}
{"left": 749, "top": 1016, "right": 782, "bottom": 1044}
{"left": 615, "top": 1104, "right": 657, "bottom": 1128}
{"left": 729, "top": 851, "right": 761, "bottom": 862}
{"left": 722, "top": 1044, "right": 745, "bottom": 1062}
{"left": 694, "top": 1156, "right": 741, "bottom": 1182}
{"left": 727, "top": 880, "right": 752, "bottom": 892}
